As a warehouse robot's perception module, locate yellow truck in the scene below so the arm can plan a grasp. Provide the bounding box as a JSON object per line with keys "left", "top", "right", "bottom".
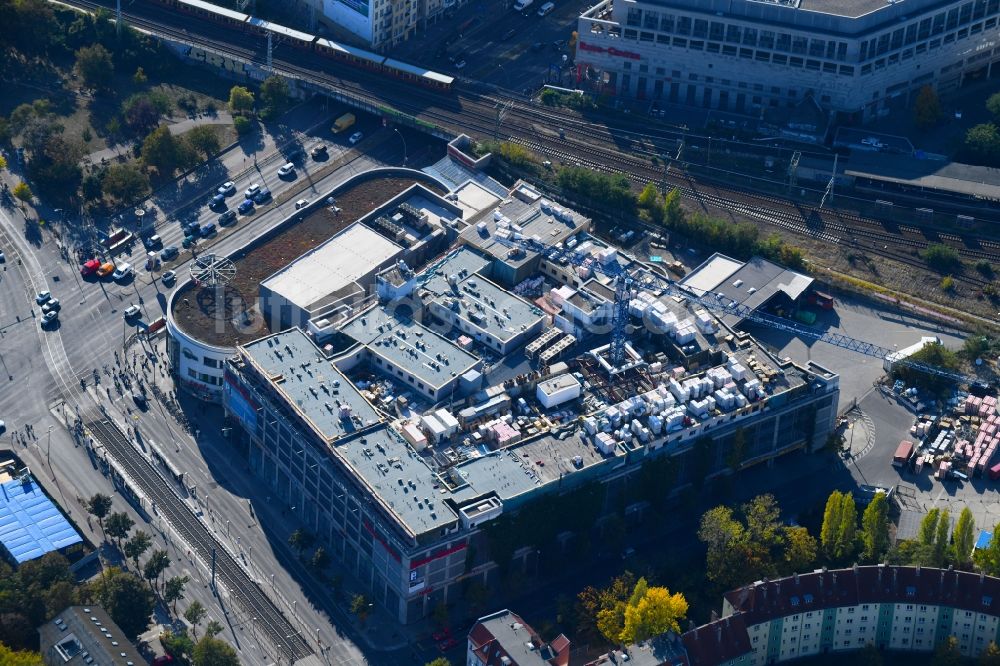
{"left": 332, "top": 113, "right": 356, "bottom": 133}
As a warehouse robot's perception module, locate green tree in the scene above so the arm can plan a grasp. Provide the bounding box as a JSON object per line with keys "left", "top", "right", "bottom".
{"left": 834, "top": 492, "right": 858, "bottom": 562}
{"left": 160, "top": 630, "right": 195, "bottom": 663}
{"left": 425, "top": 659, "right": 452, "bottom": 666}
{"left": 0, "top": 155, "right": 7, "bottom": 170}
{"left": 227, "top": 86, "right": 254, "bottom": 115}
{"left": 142, "top": 125, "right": 195, "bottom": 177}
{"left": 920, "top": 508, "right": 941, "bottom": 545}
{"left": 976, "top": 524, "right": 1000, "bottom": 575}
{"left": 12, "top": 181, "right": 33, "bottom": 203}
{"left": 123, "top": 96, "right": 161, "bottom": 134}
{"left": 143, "top": 549, "right": 171, "bottom": 594}
{"left": 575, "top": 572, "right": 636, "bottom": 644}
{"left": 662, "top": 187, "right": 682, "bottom": 224}
{"left": 91, "top": 567, "right": 155, "bottom": 639}
{"left": 782, "top": 526, "right": 818, "bottom": 574}
{"left": 820, "top": 490, "right": 844, "bottom": 560}
{"left": 184, "top": 600, "right": 208, "bottom": 639}
{"left": 124, "top": 530, "right": 152, "bottom": 570}
{"left": 105, "top": 512, "right": 134, "bottom": 551}
{"left": 101, "top": 163, "right": 150, "bottom": 203}
{"left": 86, "top": 493, "right": 113, "bottom": 534}
{"left": 861, "top": 491, "right": 890, "bottom": 563}
{"left": 233, "top": 116, "right": 252, "bottom": 136}
{"left": 698, "top": 505, "right": 748, "bottom": 589}
{"left": 934, "top": 509, "right": 952, "bottom": 567}
{"left": 74, "top": 44, "right": 114, "bottom": 91}
{"left": 259, "top": 75, "right": 290, "bottom": 118}
{"left": 311, "top": 546, "right": 330, "bottom": 570}
{"left": 619, "top": 580, "right": 688, "bottom": 644}
{"left": 933, "top": 635, "right": 963, "bottom": 666}
{"left": 638, "top": 182, "right": 660, "bottom": 209}
{"left": 133, "top": 66, "right": 148, "bottom": 85}
{"left": 987, "top": 92, "right": 1000, "bottom": 123}
{"left": 288, "top": 529, "right": 314, "bottom": 558}
{"left": 204, "top": 620, "right": 224, "bottom": 639}
{"left": 350, "top": 594, "right": 371, "bottom": 625}
{"left": 954, "top": 507, "right": 976, "bottom": 567}
{"left": 164, "top": 575, "right": 189, "bottom": 615}
{"left": 192, "top": 635, "right": 239, "bottom": 666}
{"left": 965, "top": 123, "right": 1000, "bottom": 161}
{"left": 0, "top": 644, "right": 44, "bottom": 666}
{"left": 185, "top": 125, "right": 221, "bottom": 159}
{"left": 914, "top": 85, "right": 942, "bottom": 128}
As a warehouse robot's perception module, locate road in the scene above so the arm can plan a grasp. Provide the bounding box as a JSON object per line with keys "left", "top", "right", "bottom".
{"left": 0, "top": 122, "right": 413, "bottom": 664}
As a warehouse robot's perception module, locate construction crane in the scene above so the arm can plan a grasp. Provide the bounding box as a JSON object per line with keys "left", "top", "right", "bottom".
{"left": 495, "top": 235, "right": 976, "bottom": 386}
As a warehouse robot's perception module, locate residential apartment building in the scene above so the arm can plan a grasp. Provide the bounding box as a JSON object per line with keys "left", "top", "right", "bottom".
{"left": 680, "top": 565, "right": 1000, "bottom": 664}
{"left": 577, "top": 0, "right": 1000, "bottom": 119}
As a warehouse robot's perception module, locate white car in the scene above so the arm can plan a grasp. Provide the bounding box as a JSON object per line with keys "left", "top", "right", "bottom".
{"left": 277, "top": 162, "right": 296, "bottom": 177}
{"left": 244, "top": 183, "right": 261, "bottom": 199}
{"left": 295, "top": 199, "right": 309, "bottom": 210}
{"left": 349, "top": 131, "right": 364, "bottom": 145}
{"left": 35, "top": 290, "right": 51, "bottom": 304}
{"left": 218, "top": 181, "right": 236, "bottom": 196}
{"left": 112, "top": 263, "right": 133, "bottom": 281}
{"left": 123, "top": 305, "right": 141, "bottom": 320}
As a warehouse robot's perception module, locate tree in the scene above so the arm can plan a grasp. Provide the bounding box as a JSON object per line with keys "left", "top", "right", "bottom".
{"left": 12, "top": 181, "right": 32, "bottom": 203}
{"left": 858, "top": 642, "right": 884, "bottom": 666}
{"left": 74, "top": 44, "right": 114, "bottom": 91}
{"left": 820, "top": 490, "right": 844, "bottom": 560}
{"left": 987, "top": 92, "right": 1000, "bottom": 124}
{"left": 934, "top": 509, "right": 952, "bottom": 567}
{"left": 288, "top": 529, "right": 314, "bottom": 559}
{"left": 184, "top": 600, "right": 208, "bottom": 639}
{"left": 619, "top": 581, "right": 688, "bottom": 644}
{"left": 0, "top": 155, "right": 7, "bottom": 170}
{"left": 350, "top": 594, "right": 371, "bottom": 625}
{"left": 105, "top": 512, "right": 134, "bottom": 551}
{"left": 981, "top": 641, "right": 1000, "bottom": 665}
{"left": 164, "top": 575, "right": 189, "bottom": 614}
{"left": 143, "top": 549, "right": 171, "bottom": 593}
{"left": 0, "top": 644, "right": 44, "bottom": 666}
{"left": 227, "top": 86, "right": 254, "bottom": 115}
{"left": 123, "top": 96, "right": 161, "bottom": 134}
{"left": 124, "top": 530, "right": 152, "bottom": 570}
{"left": 233, "top": 116, "right": 252, "bottom": 136}
{"left": 311, "top": 546, "right": 330, "bottom": 570}
{"left": 914, "top": 85, "right": 942, "bottom": 128}
{"left": 835, "top": 492, "right": 858, "bottom": 562}
{"left": 638, "top": 181, "right": 660, "bottom": 209}
{"left": 259, "top": 75, "right": 290, "bottom": 118}
{"left": 160, "top": 630, "right": 195, "bottom": 663}
{"left": 965, "top": 123, "right": 1000, "bottom": 161}
{"left": 698, "top": 505, "right": 747, "bottom": 589}
{"left": 91, "top": 567, "right": 155, "bottom": 639}
{"left": 142, "top": 125, "right": 194, "bottom": 177}
{"left": 185, "top": 125, "right": 221, "bottom": 159}
{"left": 861, "top": 491, "right": 890, "bottom": 563}
{"left": 204, "top": 620, "right": 224, "bottom": 638}
{"left": 133, "top": 67, "right": 148, "bottom": 85}
{"left": 192, "top": 635, "right": 239, "bottom": 666}
{"left": 86, "top": 493, "right": 113, "bottom": 534}
{"left": 954, "top": 507, "right": 976, "bottom": 567}
{"left": 933, "top": 635, "right": 963, "bottom": 666}
{"left": 919, "top": 509, "right": 941, "bottom": 546}
{"left": 425, "top": 659, "right": 452, "bottom": 666}
{"left": 782, "top": 526, "right": 818, "bottom": 574}
{"left": 101, "top": 163, "right": 150, "bottom": 203}
{"left": 576, "top": 572, "right": 636, "bottom": 643}
{"left": 662, "top": 188, "right": 682, "bottom": 225}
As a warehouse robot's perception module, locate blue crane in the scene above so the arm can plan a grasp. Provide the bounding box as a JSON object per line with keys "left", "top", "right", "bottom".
{"left": 495, "top": 235, "right": 974, "bottom": 386}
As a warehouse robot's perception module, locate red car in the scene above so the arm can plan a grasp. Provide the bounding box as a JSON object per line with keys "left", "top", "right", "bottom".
{"left": 80, "top": 258, "right": 101, "bottom": 276}
{"left": 438, "top": 637, "right": 459, "bottom": 652}
{"left": 432, "top": 627, "right": 451, "bottom": 642}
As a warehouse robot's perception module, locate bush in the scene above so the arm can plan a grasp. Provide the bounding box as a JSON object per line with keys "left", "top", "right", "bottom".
{"left": 976, "top": 260, "right": 994, "bottom": 277}
{"left": 557, "top": 167, "right": 634, "bottom": 213}
{"left": 922, "top": 243, "right": 962, "bottom": 273}
{"left": 496, "top": 142, "right": 534, "bottom": 169}
{"left": 940, "top": 276, "right": 955, "bottom": 292}
{"left": 892, "top": 342, "right": 961, "bottom": 395}
{"left": 233, "top": 116, "right": 252, "bottom": 136}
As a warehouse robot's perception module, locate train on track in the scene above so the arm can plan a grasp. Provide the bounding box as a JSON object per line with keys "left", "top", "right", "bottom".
{"left": 151, "top": 0, "right": 455, "bottom": 92}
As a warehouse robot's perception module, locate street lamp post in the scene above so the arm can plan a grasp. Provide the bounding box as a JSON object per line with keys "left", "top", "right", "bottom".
{"left": 392, "top": 129, "right": 407, "bottom": 166}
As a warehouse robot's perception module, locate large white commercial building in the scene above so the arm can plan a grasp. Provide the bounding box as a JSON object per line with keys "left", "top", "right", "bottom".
{"left": 577, "top": 0, "right": 1000, "bottom": 119}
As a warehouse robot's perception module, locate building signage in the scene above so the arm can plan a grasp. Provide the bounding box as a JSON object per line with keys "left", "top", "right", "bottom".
{"left": 578, "top": 41, "right": 641, "bottom": 60}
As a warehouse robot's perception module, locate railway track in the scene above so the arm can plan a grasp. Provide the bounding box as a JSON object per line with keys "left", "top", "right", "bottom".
{"left": 85, "top": 418, "right": 312, "bottom": 662}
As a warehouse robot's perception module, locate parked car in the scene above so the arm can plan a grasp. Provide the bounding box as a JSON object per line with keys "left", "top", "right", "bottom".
{"left": 277, "top": 162, "right": 296, "bottom": 177}
{"left": 210, "top": 193, "right": 226, "bottom": 209}
{"left": 295, "top": 199, "right": 309, "bottom": 210}
{"left": 123, "top": 305, "right": 141, "bottom": 320}
{"left": 81, "top": 259, "right": 101, "bottom": 276}
{"left": 143, "top": 234, "right": 162, "bottom": 250}
{"left": 97, "top": 262, "right": 115, "bottom": 278}
{"left": 244, "top": 183, "right": 261, "bottom": 199}
{"left": 42, "top": 299, "right": 61, "bottom": 314}
{"left": 112, "top": 263, "right": 133, "bottom": 281}
{"left": 220, "top": 209, "right": 239, "bottom": 225}
{"left": 349, "top": 131, "right": 364, "bottom": 145}
{"left": 253, "top": 189, "right": 272, "bottom": 204}
{"left": 218, "top": 181, "right": 236, "bottom": 196}
{"left": 161, "top": 270, "right": 177, "bottom": 285}
{"left": 182, "top": 235, "right": 198, "bottom": 249}
{"left": 237, "top": 199, "right": 254, "bottom": 215}
{"left": 200, "top": 222, "right": 217, "bottom": 237}
{"left": 311, "top": 144, "right": 328, "bottom": 159}
{"left": 160, "top": 246, "right": 179, "bottom": 261}
{"left": 40, "top": 311, "right": 58, "bottom": 328}
{"left": 35, "top": 291, "right": 51, "bottom": 305}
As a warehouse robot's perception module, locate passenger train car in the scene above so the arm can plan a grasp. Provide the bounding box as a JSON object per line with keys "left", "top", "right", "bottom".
{"left": 153, "top": 0, "right": 455, "bottom": 92}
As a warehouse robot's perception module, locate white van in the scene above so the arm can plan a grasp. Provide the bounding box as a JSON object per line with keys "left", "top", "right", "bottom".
{"left": 537, "top": 1, "right": 554, "bottom": 15}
